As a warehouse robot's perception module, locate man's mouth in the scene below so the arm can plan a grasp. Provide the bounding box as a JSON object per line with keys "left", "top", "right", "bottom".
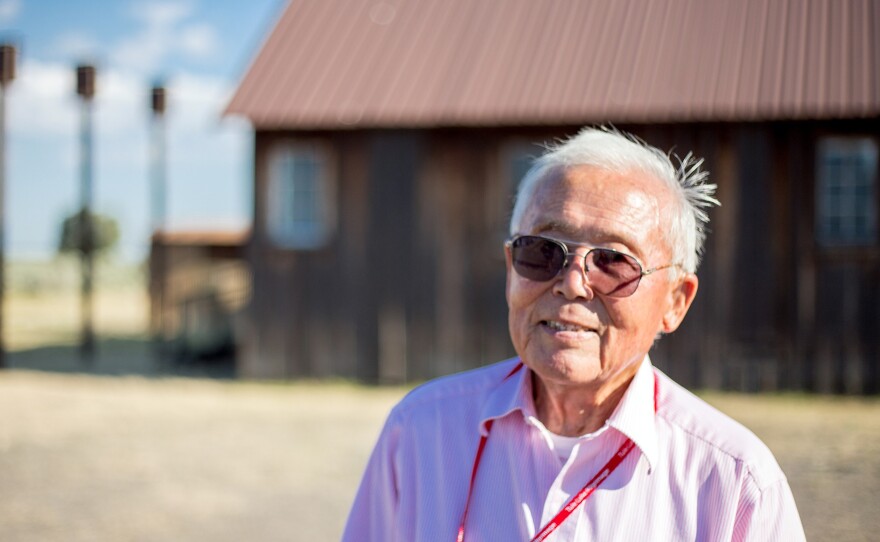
{"left": 542, "top": 320, "right": 594, "bottom": 333}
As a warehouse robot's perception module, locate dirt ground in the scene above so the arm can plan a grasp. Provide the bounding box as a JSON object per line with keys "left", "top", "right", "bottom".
{"left": 0, "top": 371, "right": 404, "bottom": 541}
{"left": 1, "top": 370, "right": 878, "bottom": 542}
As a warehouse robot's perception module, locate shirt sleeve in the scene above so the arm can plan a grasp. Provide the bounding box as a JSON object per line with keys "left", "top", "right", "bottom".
{"left": 732, "top": 475, "right": 806, "bottom": 542}
{"left": 341, "top": 411, "right": 402, "bottom": 541}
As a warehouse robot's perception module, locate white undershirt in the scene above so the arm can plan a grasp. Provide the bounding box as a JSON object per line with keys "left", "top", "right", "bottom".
{"left": 546, "top": 425, "right": 609, "bottom": 461}
{"left": 548, "top": 432, "right": 582, "bottom": 461}
{"left": 526, "top": 412, "right": 611, "bottom": 462}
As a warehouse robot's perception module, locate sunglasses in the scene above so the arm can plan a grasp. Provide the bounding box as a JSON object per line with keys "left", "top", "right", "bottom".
{"left": 505, "top": 235, "right": 678, "bottom": 298}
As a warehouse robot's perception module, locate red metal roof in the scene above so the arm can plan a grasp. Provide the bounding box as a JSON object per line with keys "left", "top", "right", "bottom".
{"left": 226, "top": 0, "right": 880, "bottom": 129}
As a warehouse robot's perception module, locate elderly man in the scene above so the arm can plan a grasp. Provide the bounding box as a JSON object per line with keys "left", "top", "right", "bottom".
{"left": 343, "top": 128, "right": 805, "bottom": 541}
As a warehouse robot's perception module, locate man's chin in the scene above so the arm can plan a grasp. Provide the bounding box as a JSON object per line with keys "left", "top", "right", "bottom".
{"left": 526, "top": 353, "right": 604, "bottom": 385}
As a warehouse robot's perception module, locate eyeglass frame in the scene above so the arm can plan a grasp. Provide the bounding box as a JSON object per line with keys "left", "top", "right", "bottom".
{"left": 504, "top": 234, "right": 682, "bottom": 297}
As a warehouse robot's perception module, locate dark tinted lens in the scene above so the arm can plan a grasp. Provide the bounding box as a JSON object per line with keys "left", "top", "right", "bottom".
{"left": 588, "top": 249, "right": 642, "bottom": 296}
{"left": 511, "top": 236, "right": 566, "bottom": 281}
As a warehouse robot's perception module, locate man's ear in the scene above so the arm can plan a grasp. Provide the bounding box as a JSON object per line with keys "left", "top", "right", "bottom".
{"left": 662, "top": 273, "right": 699, "bottom": 333}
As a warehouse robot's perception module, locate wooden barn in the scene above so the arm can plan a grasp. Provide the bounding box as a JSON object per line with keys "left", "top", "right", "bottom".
{"left": 225, "top": 0, "right": 879, "bottom": 392}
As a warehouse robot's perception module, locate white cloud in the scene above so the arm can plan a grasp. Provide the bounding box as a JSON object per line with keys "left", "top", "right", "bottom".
{"left": 7, "top": 59, "right": 78, "bottom": 137}
{"left": 131, "top": 0, "right": 193, "bottom": 29}
{"left": 0, "top": 0, "right": 21, "bottom": 24}
{"left": 178, "top": 22, "right": 219, "bottom": 59}
{"left": 168, "top": 72, "right": 232, "bottom": 125}
{"left": 7, "top": 58, "right": 236, "bottom": 140}
{"left": 93, "top": 70, "right": 151, "bottom": 142}
{"left": 111, "top": 31, "right": 168, "bottom": 76}
{"left": 111, "top": 0, "right": 218, "bottom": 76}
{"left": 6, "top": 59, "right": 154, "bottom": 139}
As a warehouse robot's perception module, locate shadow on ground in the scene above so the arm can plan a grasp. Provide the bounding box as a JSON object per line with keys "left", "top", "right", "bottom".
{"left": 5, "top": 337, "right": 236, "bottom": 379}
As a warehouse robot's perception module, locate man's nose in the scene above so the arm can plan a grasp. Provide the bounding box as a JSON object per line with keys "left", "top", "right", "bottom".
{"left": 553, "top": 252, "right": 594, "bottom": 300}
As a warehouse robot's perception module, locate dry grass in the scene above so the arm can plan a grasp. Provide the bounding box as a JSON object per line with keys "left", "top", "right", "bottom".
{"left": 5, "top": 289, "right": 149, "bottom": 350}
{"left": 0, "top": 371, "right": 406, "bottom": 541}
{"left": 4, "top": 258, "right": 148, "bottom": 351}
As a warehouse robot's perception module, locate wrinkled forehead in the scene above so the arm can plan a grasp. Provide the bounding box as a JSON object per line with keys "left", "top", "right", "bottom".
{"left": 520, "top": 165, "right": 675, "bottom": 255}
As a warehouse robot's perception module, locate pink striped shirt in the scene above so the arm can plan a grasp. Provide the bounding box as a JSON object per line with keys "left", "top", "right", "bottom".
{"left": 343, "top": 357, "right": 806, "bottom": 541}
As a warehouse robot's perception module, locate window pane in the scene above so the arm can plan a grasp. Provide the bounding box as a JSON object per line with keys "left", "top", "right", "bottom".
{"left": 816, "top": 137, "right": 878, "bottom": 246}
{"left": 267, "top": 144, "right": 335, "bottom": 249}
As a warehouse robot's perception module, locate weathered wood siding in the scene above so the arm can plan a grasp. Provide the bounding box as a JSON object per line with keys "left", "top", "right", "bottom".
{"left": 243, "top": 121, "right": 880, "bottom": 393}
{"left": 243, "top": 129, "right": 521, "bottom": 382}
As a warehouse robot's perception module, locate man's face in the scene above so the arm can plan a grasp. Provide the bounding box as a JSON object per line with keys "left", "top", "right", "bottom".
{"left": 505, "top": 165, "right": 697, "bottom": 391}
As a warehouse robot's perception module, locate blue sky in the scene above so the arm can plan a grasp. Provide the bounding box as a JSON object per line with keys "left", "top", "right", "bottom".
{"left": 0, "top": 0, "right": 285, "bottom": 260}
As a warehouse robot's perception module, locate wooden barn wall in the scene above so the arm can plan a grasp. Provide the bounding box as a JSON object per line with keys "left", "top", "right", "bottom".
{"left": 243, "top": 121, "right": 879, "bottom": 393}
{"left": 243, "top": 131, "right": 368, "bottom": 379}
{"left": 807, "top": 121, "right": 880, "bottom": 394}
{"left": 409, "top": 130, "right": 514, "bottom": 380}
{"left": 243, "top": 129, "right": 524, "bottom": 382}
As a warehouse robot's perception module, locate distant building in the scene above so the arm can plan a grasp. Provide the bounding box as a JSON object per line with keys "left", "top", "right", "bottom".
{"left": 226, "top": 0, "right": 879, "bottom": 392}
{"left": 150, "top": 230, "right": 250, "bottom": 368}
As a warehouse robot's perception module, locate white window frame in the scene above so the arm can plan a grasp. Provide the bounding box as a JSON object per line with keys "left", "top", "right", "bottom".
{"left": 266, "top": 141, "right": 337, "bottom": 250}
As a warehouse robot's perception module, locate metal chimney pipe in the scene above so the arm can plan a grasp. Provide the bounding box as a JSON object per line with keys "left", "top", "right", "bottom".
{"left": 0, "top": 43, "right": 16, "bottom": 369}
{"left": 76, "top": 64, "right": 96, "bottom": 365}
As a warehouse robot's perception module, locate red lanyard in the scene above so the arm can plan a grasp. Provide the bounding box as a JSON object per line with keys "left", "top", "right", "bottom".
{"left": 456, "top": 365, "right": 658, "bottom": 542}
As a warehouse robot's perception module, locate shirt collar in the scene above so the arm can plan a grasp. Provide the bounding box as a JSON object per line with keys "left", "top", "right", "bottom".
{"left": 478, "top": 356, "right": 659, "bottom": 472}
{"left": 478, "top": 359, "right": 533, "bottom": 435}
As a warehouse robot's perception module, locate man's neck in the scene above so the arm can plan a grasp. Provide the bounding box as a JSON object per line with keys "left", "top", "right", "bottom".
{"left": 531, "top": 366, "right": 639, "bottom": 437}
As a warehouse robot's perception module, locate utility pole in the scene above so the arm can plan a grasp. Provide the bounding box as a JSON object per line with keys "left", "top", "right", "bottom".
{"left": 0, "top": 44, "right": 16, "bottom": 369}
{"left": 150, "top": 84, "right": 167, "bottom": 361}
{"left": 76, "top": 64, "right": 96, "bottom": 365}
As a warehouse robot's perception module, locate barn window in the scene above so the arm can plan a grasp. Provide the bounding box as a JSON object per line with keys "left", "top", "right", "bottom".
{"left": 816, "top": 137, "right": 878, "bottom": 246}
{"left": 267, "top": 142, "right": 336, "bottom": 249}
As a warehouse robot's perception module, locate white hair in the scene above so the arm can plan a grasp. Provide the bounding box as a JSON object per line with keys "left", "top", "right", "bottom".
{"left": 509, "top": 127, "right": 720, "bottom": 273}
